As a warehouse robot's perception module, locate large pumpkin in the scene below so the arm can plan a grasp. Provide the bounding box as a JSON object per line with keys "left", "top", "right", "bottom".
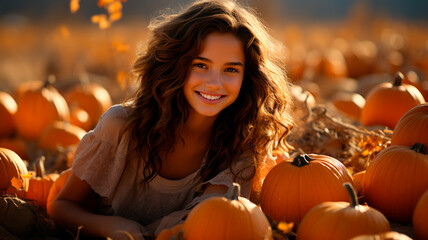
{"left": 363, "top": 143, "right": 428, "bottom": 223}
{"left": 0, "top": 91, "right": 17, "bottom": 138}
{"left": 0, "top": 147, "right": 29, "bottom": 193}
{"left": 360, "top": 72, "right": 425, "bottom": 129}
{"left": 391, "top": 103, "right": 428, "bottom": 148}
{"left": 180, "top": 183, "right": 272, "bottom": 240}
{"left": 259, "top": 154, "right": 353, "bottom": 224}
{"left": 46, "top": 168, "right": 72, "bottom": 215}
{"left": 65, "top": 82, "right": 112, "bottom": 129}
{"left": 14, "top": 76, "right": 70, "bottom": 140}
{"left": 297, "top": 183, "right": 390, "bottom": 240}
{"left": 38, "top": 121, "right": 86, "bottom": 151}
{"left": 413, "top": 189, "right": 428, "bottom": 240}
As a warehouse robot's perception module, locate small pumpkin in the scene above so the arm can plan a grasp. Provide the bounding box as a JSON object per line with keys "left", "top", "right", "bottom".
{"left": 180, "top": 183, "right": 272, "bottom": 240}
{"left": 363, "top": 143, "right": 428, "bottom": 223}
{"left": 331, "top": 92, "right": 365, "bottom": 121}
{"left": 24, "top": 157, "right": 59, "bottom": 209}
{"left": 297, "top": 183, "right": 390, "bottom": 240}
{"left": 14, "top": 75, "right": 70, "bottom": 140}
{"left": 413, "top": 189, "right": 428, "bottom": 240}
{"left": 0, "top": 91, "right": 17, "bottom": 138}
{"left": 361, "top": 72, "right": 425, "bottom": 129}
{"left": 69, "top": 105, "right": 92, "bottom": 131}
{"left": 391, "top": 103, "right": 428, "bottom": 148}
{"left": 0, "top": 147, "right": 29, "bottom": 194}
{"left": 38, "top": 121, "right": 86, "bottom": 151}
{"left": 259, "top": 154, "right": 353, "bottom": 224}
{"left": 65, "top": 81, "right": 112, "bottom": 129}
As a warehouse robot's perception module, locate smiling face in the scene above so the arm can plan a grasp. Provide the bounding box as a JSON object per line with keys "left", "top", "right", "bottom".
{"left": 183, "top": 32, "right": 245, "bottom": 119}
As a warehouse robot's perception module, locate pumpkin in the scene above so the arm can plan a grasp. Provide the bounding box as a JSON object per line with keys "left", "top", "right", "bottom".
{"left": 0, "top": 91, "right": 17, "bottom": 138}
{"left": 259, "top": 154, "right": 353, "bottom": 224}
{"left": 24, "top": 157, "right": 59, "bottom": 209}
{"left": 350, "top": 231, "right": 412, "bottom": 240}
{"left": 180, "top": 183, "right": 272, "bottom": 240}
{"left": 38, "top": 121, "right": 86, "bottom": 151}
{"left": 14, "top": 75, "right": 70, "bottom": 140}
{"left": 413, "top": 189, "right": 428, "bottom": 240}
{"left": 363, "top": 143, "right": 428, "bottom": 223}
{"left": 297, "top": 183, "right": 390, "bottom": 240}
{"left": 46, "top": 168, "right": 72, "bottom": 215}
{"left": 69, "top": 105, "right": 92, "bottom": 131}
{"left": 331, "top": 92, "right": 365, "bottom": 121}
{"left": 391, "top": 103, "right": 428, "bottom": 148}
{"left": 65, "top": 82, "right": 112, "bottom": 129}
{"left": 0, "top": 147, "right": 29, "bottom": 194}
{"left": 360, "top": 72, "right": 425, "bottom": 129}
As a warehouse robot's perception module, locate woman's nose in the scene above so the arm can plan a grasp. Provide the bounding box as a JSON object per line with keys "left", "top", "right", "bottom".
{"left": 205, "top": 71, "right": 221, "bottom": 89}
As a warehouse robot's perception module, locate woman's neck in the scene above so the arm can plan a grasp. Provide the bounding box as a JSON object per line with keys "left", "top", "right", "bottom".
{"left": 180, "top": 109, "right": 217, "bottom": 141}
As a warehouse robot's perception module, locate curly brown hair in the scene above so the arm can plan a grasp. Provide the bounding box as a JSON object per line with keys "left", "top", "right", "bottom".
{"left": 122, "top": 0, "right": 293, "bottom": 183}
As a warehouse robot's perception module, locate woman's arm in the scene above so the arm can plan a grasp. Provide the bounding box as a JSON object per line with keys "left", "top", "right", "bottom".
{"left": 49, "top": 172, "right": 146, "bottom": 240}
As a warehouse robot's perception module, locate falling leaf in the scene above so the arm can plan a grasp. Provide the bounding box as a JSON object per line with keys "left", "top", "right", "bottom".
{"left": 70, "top": 0, "right": 80, "bottom": 14}
{"left": 10, "top": 177, "right": 23, "bottom": 190}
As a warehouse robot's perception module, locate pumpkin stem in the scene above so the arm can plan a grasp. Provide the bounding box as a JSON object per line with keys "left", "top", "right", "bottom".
{"left": 410, "top": 143, "right": 427, "bottom": 154}
{"left": 43, "top": 74, "right": 56, "bottom": 88}
{"left": 393, "top": 72, "right": 404, "bottom": 87}
{"left": 33, "top": 156, "right": 46, "bottom": 177}
{"left": 291, "top": 154, "right": 312, "bottom": 167}
{"left": 226, "top": 183, "right": 241, "bottom": 201}
{"left": 343, "top": 182, "right": 358, "bottom": 208}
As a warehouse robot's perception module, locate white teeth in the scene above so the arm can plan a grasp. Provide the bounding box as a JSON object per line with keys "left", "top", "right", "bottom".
{"left": 199, "top": 92, "right": 221, "bottom": 100}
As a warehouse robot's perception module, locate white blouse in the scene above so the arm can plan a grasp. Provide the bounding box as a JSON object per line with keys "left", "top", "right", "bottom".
{"left": 72, "top": 104, "right": 253, "bottom": 234}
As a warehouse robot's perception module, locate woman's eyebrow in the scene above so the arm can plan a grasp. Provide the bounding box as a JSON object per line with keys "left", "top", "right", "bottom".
{"left": 195, "top": 56, "right": 244, "bottom": 66}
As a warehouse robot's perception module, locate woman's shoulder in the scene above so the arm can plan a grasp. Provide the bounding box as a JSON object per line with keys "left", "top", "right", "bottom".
{"left": 97, "top": 104, "right": 130, "bottom": 127}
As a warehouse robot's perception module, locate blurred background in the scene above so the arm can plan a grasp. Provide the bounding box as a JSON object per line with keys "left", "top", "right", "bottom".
{"left": 1, "top": 0, "right": 428, "bottom": 103}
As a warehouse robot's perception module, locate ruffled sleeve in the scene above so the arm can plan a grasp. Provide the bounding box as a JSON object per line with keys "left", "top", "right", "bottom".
{"left": 72, "top": 104, "right": 130, "bottom": 199}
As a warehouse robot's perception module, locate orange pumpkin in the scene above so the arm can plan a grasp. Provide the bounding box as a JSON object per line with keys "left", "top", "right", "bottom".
{"left": 14, "top": 76, "right": 70, "bottom": 140}
{"left": 413, "top": 189, "right": 428, "bottom": 240}
{"left": 363, "top": 143, "right": 428, "bottom": 223}
{"left": 297, "top": 183, "right": 390, "bottom": 240}
{"left": 391, "top": 103, "right": 428, "bottom": 148}
{"left": 0, "top": 91, "right": 17, "bottom": 138}
{"left": 259, "top": 154, "right": 353, "bottom": 224}
{"left": 361, "top": 72, "right": 425, "bottom": 129}
{"left": 180, "top": 183, "right": 272, "bottom": 240}
{"left": 331, "top": 92, "right": 365, "bottom": 121}
{"left": 0, "top": 147, "right": 29, "bottom": 194}
{"left": 46, "top": 168, "right": 72, "bottom": 215}
{"left": 38, "top": 121, "right": 86, "bottom": 151}
{"left": 0, "top": 137, "right": 28, "bottom": 160}
{"left": 25, "top": 157, "right": 59, "bottom": 209}
{"left": 69, "top": 105, "right": 92, "bottom": 131}
{"left": 65, "top": 82, "right": 112, "bottom": 128}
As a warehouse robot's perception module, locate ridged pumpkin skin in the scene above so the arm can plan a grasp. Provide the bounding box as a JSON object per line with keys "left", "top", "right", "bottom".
{"left": 391, "top": 103, "right": 428, "bottom": 148}
{"left": 0, "top": 148, "right": 29, "bottom": 193}
{"left": 363, "top": 143, "right": 428, "bottom": 223}
{"left": 350, "top": 231, "right": 412, "bottom": 240}
{"left": 38, "top": 121, "right": 86, "bottom": 151}
{"left": 259, "top": 154, "right": 354, "bottom": 224}
{"left": 0, "top": 91, "right": 17, "bottom": 138}
{"left": 65, "top": 82, "right": 112, "bottom": 129}
{"left": 297, "top": 183, "right": 390, "bottom": 240}
{"left": 15, "top": 78, "right": 70, "bottom": 140}
{"left": 413, "top": 189, "right": 428, "bottom": 240}
{"left": 25, "top": 172, "right": 59, "bottom": 209}
{"left": 361, "top": 72, "right": 425, "bottom": 129}
{"left": 46, "top": 168, "right": 72, "bottom": 215}
{"left": 182, "top": 183, "right": 272, "bottom": 240}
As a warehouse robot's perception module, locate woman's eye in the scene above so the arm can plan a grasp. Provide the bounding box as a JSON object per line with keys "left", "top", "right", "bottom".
{"left": 193, "top": 63, "right": 207, "bottom": 69}
{"left": 225, "top": 67, "right": 238, "bottom": 73}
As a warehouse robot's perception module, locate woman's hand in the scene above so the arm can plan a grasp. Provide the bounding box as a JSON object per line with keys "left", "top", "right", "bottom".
{"left": 106, "top": 216, "right": 147, "bottom": 240}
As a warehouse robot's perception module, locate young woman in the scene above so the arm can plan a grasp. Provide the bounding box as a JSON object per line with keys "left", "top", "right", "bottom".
{"left": 49, "top": 0, "right": 293, "bottom": 239}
